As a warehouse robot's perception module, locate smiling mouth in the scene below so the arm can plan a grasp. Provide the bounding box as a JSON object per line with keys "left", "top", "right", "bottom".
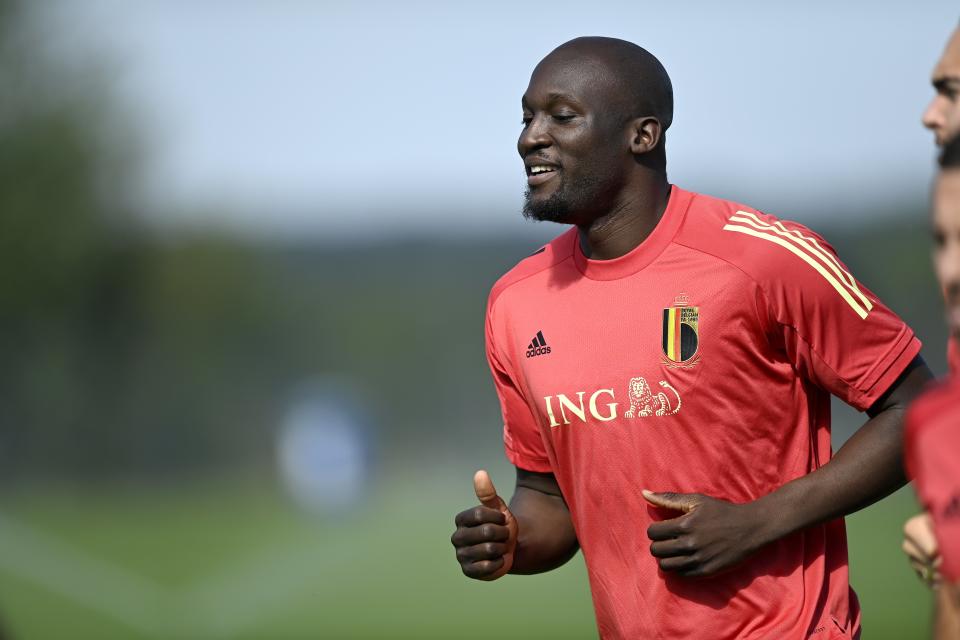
{"left": 526, "top": 164, "right": 559, "bottom": 187}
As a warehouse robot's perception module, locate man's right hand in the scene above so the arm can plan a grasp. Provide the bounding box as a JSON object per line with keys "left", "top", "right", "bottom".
{"left": 451, "top": 470, "right": 519, "bottom": 581}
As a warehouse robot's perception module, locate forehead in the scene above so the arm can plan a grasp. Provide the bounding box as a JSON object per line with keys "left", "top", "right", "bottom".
{"left": 934, "top": 29, "right": 960, "bottom": 79}
{"left": 523, "top": 52, "right": 621, "bottom": 106}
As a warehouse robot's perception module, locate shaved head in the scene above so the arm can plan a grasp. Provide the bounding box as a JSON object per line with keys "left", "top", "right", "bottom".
{"left": 546, "top": 37, "right": 674, "bottom": 133}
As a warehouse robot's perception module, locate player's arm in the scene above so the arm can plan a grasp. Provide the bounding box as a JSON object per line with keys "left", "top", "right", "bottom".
{"left": 748, "top": 354, "right": 932, "bottom": 540}
{"left": 646, "top": 355, "right": 933, "bottom": 577}
{"left": 935, "top": 582, "right": 960, "bottom": 640}
{"left": 452, "top": 467, "right": 579, "bottom": 580}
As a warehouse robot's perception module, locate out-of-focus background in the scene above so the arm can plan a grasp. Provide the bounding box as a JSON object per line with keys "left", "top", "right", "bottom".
{"left": 0, "top": 1, "right": 954, "bottom": 637}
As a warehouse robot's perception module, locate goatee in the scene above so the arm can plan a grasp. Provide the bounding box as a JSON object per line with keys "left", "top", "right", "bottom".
{"left": 522, "top": 171, "right": 606, "bottom": 224}
{"left": 523, "top": 187, "right": 573, "bottom": 223}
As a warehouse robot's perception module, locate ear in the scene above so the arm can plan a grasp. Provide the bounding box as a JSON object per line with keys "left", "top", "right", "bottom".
{"left": 629, "top": 116, "right": 663, "bottom": 155}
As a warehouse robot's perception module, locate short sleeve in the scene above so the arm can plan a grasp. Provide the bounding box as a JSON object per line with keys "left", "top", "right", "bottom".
{"left": 758, "top": 224, "right": 921, "bottom": 411}
{"left": 485, "top": 296, "right": 552, "bottom": 473}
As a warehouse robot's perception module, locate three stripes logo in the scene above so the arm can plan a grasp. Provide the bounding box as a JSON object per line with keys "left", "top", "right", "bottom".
{"left": 526, "top": 331, "right": 551, "bottom": 358}
{"left": 722, "top": 210, "right": 874, "bottom": 319}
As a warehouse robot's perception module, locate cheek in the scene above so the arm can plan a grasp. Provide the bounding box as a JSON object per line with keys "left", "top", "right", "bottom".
{"left": 935, "top": 242, "right": 960, "bottom": 285}
{"left": 947, "top": 103, "right": 960, "bottom": 129}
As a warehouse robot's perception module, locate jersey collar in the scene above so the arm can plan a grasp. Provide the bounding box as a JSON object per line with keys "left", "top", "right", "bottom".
{"left": 572, "top": 184, "right": 693, "bottom": 281}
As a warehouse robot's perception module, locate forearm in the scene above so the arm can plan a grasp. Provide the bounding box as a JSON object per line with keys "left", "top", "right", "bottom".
{"left": 935, "top": 583, "right": 960, "bottom": 640}
{"left": 508, "top": 485, "right": 579, "bottom": 574}
{"left": 753, "top": 406, "right": 907, "bottom": 544}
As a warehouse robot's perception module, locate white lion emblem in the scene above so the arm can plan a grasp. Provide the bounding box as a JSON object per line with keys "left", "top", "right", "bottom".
{"left": 624, "top": 376, "right": 681, "bottom": 417}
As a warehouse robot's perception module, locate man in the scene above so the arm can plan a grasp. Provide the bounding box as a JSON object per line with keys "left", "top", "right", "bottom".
{"left": 451, "top": 37, "right": 931, "bottom": 638}
{"left": 902, "top": 21, "right": 960, "bottom": 595}
{"left": 923, "top": 25, "right": 960, "bottom": 148}
{"left": 902, "top": 138, "right": 960, "bottom": 639}
{"left": 924, "top": 23, "right": 960, "bottom": 375}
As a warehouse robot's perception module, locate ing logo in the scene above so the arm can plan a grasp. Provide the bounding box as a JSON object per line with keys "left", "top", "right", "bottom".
{"left": 543, "top": 376, "right": 681, "bottom": 427}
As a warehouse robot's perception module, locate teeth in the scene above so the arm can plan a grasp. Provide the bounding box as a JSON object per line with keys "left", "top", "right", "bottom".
{"left": 530, "top": 165, "right": 556, "bottom": 174}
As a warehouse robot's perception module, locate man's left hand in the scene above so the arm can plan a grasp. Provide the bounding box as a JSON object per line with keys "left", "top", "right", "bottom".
{"left": 643, "top": 489, "right": 766, "bottom": 578}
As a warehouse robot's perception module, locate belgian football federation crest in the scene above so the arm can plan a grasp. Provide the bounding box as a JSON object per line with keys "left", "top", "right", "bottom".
{"left": 661, "top": 299, "right": 700, "bottom": 368}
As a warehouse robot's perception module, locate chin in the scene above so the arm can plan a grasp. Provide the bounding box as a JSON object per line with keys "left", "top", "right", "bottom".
{"left": 523, "top": 191, "right": 573, "bottom": 224}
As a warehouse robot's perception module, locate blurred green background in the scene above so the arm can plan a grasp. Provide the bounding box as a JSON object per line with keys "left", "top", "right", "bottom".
{"left": 0, "top": 1, "right": 948, "bottom": 638}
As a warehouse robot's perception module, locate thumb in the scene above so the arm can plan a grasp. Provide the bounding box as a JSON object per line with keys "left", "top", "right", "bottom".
{"left": 642, "top": 489, "right": 700, "bottom": 513}
{"left": 474, "top": 469, "right": 508, "bottom": 511}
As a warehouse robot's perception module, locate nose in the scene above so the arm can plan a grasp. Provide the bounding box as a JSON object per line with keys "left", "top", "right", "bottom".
{"left": 923, "top": 95, "right": 945, "bottom": 133}
{"left": 517, "top": 114, "right": 551, "bottom": 157}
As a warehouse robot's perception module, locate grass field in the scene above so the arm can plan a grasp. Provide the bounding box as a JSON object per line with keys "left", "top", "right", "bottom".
{"left": 0, "top": 466, "right": 934, "bottom": 639}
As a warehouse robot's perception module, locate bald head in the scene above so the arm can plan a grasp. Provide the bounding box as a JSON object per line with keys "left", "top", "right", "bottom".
{"left": 544, "top": 37, "right": 674, "bottom": 132}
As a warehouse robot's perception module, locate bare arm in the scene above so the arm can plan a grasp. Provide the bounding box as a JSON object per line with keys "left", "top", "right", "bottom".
{"left": 753, "top": 355, "right": 932, "bottom": 541}
{"left": 508, "top": 468, "right": 579, "bottom": 574}
{"left": 935, "top": 582, "right": 960, "bottom": 640}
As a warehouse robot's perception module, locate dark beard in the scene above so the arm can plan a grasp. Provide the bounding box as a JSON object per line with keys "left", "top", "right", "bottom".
{"left": 522, "top": 171, "right": 606, "bottom": 224}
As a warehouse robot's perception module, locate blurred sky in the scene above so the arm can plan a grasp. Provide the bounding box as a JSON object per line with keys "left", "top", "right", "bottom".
{"left": 43, "top": 1, "right": 959, "bottom": 240}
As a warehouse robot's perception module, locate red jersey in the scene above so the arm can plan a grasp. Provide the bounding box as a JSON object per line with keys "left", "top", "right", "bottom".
{"left": 905, "top": 378, "right": 960, "bottom": 583}
{"left": 485, "top": 186, "right": 920, "bottom": 639}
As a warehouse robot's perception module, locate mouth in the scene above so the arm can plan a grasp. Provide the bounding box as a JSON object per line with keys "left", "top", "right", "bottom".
{"left": 526, "top": 163, "right": 560, "bottom": 187}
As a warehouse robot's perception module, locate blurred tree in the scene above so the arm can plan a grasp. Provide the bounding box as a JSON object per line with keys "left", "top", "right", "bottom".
{"left": 0, "top": 0, "right": 286, "bottom": 479}
{"left": 0, "top": 0, "right": 145, "bottom": 477}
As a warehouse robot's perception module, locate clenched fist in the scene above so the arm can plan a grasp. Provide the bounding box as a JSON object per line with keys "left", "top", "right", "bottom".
{"left": 903, "top": 512, "right": 941, "bottom": 587}
{"left": 451, "top": 470, "right": 519, "bottom": 580}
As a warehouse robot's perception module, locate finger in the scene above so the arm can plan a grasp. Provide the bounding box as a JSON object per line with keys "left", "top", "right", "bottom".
{"left": 461, "top": 557, "right": 505, "bottom": 580}
{"left": 656, "top": 554, "right": 700, "bottom": 573}
{"left": 456, "top": 542, "right": 508, "bottom": 563}
{"left": 451, "top": 522, "right": 511, "bottom": 547}
{"left": 650, "top": 537, "right": 696, "bottom": 559}
{"left": 454, "top": 505, "right": 506, "bottom": 528}
{"left": 903, "top": 537, "right": 927, "bottom": 563}
{"left": 904, "top": 513, "right": 939, "bottom": 557}
{"left": 902, "top": 536, "right": 940, "bottom": 565}
{"left": 647, "top": 514, "right": 690, "bottom": 541}
{"left": 642, "top": 489, "right": 700, "bottom": 513}
{"left": 474, "top": 470, "right": 507, "bottom": 511}
{"left": 904, "top": 530, "right": 938, "bottom": 558}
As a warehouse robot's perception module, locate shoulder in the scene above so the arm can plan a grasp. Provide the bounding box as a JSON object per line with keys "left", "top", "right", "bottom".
{"left": 487, "top": 227, "right": 577, "bottom": 313}
{"left": 675, "top": 191, "right": 836, "bottom": 283}
{"left": 674, "top": 190, "right": 876, "bottom": 318}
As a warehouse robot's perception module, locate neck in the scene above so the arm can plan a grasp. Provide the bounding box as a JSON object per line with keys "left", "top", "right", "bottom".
{"left": 577, "top": 173, "right": 671, "bottom": 260}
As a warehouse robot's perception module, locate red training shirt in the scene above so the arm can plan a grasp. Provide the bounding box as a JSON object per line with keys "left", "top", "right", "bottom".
{"left": 485, "top": 185, "right": 920, "bottom": 639}
{"left": 905, "top": 377, "right": 960, "bottom": 583}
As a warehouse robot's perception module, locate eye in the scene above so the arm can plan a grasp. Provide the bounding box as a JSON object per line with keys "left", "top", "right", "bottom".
{"left": 933, "top": 229, "right": 946, "bottom": 249}
{"left": 521, "top": 114, "right": 532, "bottom": 127}
{"left": 553, "top": 113, "right": 576, "bottom": 123}
{"left": 941, "top": 82, "right": 960, "bottom": 101}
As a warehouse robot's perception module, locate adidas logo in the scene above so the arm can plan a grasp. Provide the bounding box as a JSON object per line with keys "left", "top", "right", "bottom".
{"left": 526, "top": 331, "right": 552, "bottom": 358}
